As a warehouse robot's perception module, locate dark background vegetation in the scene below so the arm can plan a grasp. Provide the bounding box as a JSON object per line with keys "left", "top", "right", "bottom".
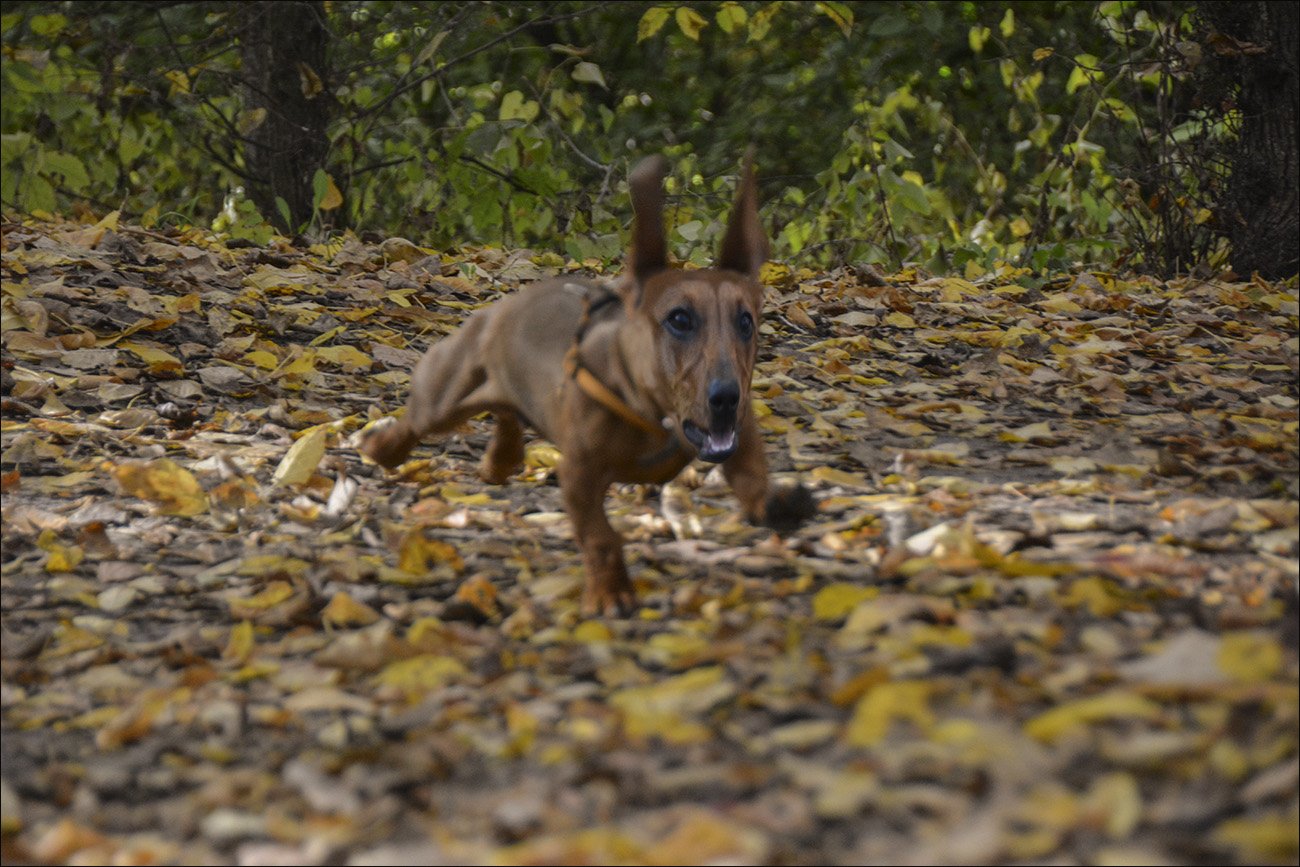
{"left": 1, "top": 1, "right": 1296, "bottom": 279}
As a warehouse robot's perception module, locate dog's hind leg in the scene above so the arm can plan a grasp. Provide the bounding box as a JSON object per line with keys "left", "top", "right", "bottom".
{"left": 359, "top": 315, "right": 503, "bottom": 469}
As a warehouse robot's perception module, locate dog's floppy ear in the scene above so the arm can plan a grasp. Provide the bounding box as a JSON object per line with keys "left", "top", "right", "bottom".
{"left": 718, "top": 151, "right": 768, "bottom": 277}
{"left": 627, "top": 155, "right": 669, "bottom": 294}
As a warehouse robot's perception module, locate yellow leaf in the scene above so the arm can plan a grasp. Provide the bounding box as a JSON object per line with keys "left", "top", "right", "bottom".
{"left": 748, "top": 2, "right": 779, "bottom": 41}
{"left": 525, "top": 442, "right": 562, "bottom": 469}
{"left": 572, "top": 620, "right": 613, "bottom": 643}
{"left": 243, "top": 349, "right": 280, "bottom": 370}
{"left": 120, "top": 341, "right": 183, "bottom": 372}
{"left": 236, "top": 107, "right": 267, "bottom": 136}
{"left": 1085, "top": 772, "right": 1142, "bottom": 839}
{"left": 938, "top": 277, "right": 980, "bottom": 301}
{"left": 272, "top": 426, "right": 328, "bottom": 487}
{"left": 1038, "top": 295, "right": 1083, "bottom": 314}
{"left": 236, "top": 554, "right": 310, "bottom": 578}
{"left": 407, "top": 616, "right": 446, "bottom": 647}
{"left": 640, "top": 630, "right": 710, "bottom": 668}
{"left": 884, "top": 311, "right": 917, "bottom": 328}
{"left": 229, "top": 581, "right": 294, "bottom": 613}
{"left": 455, "top": 573, "right": 499, "bottom": 617}
{"left": 759, "top": 261, "right": 792, "bottom": 286}
{"left": 846, "top": 681, "right": 933, "bottom": 746}
{"left": 505, "top": 702, "right": 539, "bottom": 754}
{"left": 637, "top": 6, "right": 671, "bottom": 41}
{"left": 298, "top": 61, "right": 323, "bottom": 99}
{"left": 675, "top": 6, "right": 708, "bottom": 40}
{"left": 277, "top": 350, "right": 319, "bottom": 380}
{"left": 812, "top": 583, "right": 878, "bottom": 621}
{"left": 111, "top": 458, "right": 209, "bottom": 516}
{"left": 321, "top": 591, "right": 381, "bottom": 628}
{"left": 375, "top": 654, "right": 467, "bottom": 695}
{"left": 317, "top": 172, "right": 343, "bottom": 211}
{"left": 398, "top": 533, "right": 465, "bottom": 574}
{"left": 314, "top": 344, "right": 372, "bottom": 371}
{"left": 230, "top": 661, "right": 278, "bottom": 682}
{"left": 1025, "top": 691, "right": 1162, "bottom": 743}
{"left": 810, "top": 466, "right": 870, "bottom": 488}
{"left": 223, "top": 620, "right": 255, "bottom": 663}
{"left": 1217, "top": 631, "right": 1283, "bottom": 683}
{"left": 999, "top": 421, "right": 1054, "bottom": 443}
{"left": 164, "top": 69, "right": 190, "bottom": 94}
{"left": 439, "top": 484, "right": 497, "bottom": 506}
{"left": 1065, "top": 337, "right": 1127, "bottom": 355}
{"left": 644, "top": 813, "right": 767, "bottom": 865}
{"left": 43, "top": 621, "right": 104, "bottom": 658}
{"left": 610, "top": 666, "right": 735, "bottom": 743}
{"left": 1050, "top": 455, "right": 1097, "bottom": 476}
{"left": 95, "top": 209, "right": 121, "bottom": 231}
{"left": 1060, "top": 576, "right": 1133, "bottom": 617}
{"left": 715, "top": 2, "right": 748, "bottom": 34}
{"left": 1213, "top": 813, "right": 1299, "bottom": 862}
{"left": 38, "top": 529, "right": 84, "bottom": 573}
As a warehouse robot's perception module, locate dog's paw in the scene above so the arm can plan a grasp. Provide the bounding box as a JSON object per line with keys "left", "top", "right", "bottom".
{"left": 353, "top": 417, "right": 413, "bottom": 470}
{"left": 760, "top": 482, "right": 817, "bottom": 534}
{"left": 581, "top": 575, "right": 637, "bottom": 619}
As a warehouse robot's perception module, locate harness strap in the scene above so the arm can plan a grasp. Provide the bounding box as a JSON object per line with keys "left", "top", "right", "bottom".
{"left": 562, "top": 285, "right": 684, "bottom": 462}
{"left": 563, "top": 349, "right": 666, "bottom": 437}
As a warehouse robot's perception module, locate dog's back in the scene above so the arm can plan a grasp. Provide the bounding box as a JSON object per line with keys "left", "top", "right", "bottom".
{"left": 478, "top": 277, "right": 616, "bottom": 441}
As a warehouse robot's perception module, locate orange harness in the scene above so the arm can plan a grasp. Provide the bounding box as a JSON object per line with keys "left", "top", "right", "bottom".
{"left": 562, "top": 287, "right": 688, "bottom": 465}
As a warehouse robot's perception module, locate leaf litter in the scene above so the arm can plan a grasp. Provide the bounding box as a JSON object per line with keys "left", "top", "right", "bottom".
{"left": 1, "top": 217, "right": 1297, "bottom": 865}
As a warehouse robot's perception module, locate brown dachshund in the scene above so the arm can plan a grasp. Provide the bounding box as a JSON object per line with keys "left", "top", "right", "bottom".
{"left": 360, "top": 155, "right": 811, "bottom": 615}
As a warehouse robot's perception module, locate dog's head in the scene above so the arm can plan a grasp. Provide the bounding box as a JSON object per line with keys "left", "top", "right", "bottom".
{"left": 616, "top": 155, "right": 769, "bottom": 463}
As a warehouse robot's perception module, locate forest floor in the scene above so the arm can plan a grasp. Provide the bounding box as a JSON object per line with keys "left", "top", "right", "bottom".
{"left": 2, "top": 215, "right": 1297, "bottom": 865}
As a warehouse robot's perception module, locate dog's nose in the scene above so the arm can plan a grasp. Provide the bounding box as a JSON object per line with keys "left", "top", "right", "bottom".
{"left": 707, "top": 379, "right": 740, "bottom": 424}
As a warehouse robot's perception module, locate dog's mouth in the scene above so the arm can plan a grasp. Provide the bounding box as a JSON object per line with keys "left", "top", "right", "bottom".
{"left": 681, "top": 420, "right": 738, "bottom": 463}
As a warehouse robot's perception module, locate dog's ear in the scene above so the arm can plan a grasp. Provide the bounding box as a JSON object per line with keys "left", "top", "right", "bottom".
{"left": 718, "top": 151, "right": 768, "bottom": 277}
{"left": 627, "top": 156, "right": 669, "bottom": 294}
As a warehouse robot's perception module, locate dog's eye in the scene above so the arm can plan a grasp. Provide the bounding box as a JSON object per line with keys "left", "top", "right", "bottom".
{"left": 664, "top": 307, "right": 696, "bottom": 338}
{"left": 736, "top": 310, "right": 755, "bottom": 340}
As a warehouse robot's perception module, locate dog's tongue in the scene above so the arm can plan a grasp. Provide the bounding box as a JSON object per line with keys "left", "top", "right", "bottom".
{"left": 706, "top": 430, "right": 737, "bottom": 454}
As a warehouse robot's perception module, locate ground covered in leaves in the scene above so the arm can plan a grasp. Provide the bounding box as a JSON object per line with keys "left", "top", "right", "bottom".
{"left": 1, "top": 214, "right": 1297, "bottom": 865}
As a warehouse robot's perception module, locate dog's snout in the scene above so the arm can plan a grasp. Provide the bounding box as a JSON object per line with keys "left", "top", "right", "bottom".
{"left": 708, "top": 379, "right": 740, "bottom": 424}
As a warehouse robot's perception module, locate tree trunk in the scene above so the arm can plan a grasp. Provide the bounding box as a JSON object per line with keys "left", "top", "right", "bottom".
{"left": 1201, "top": 1, "right": 1299, "bottom": 279}
{"left": 238, "top": 1, "right": 331, "bottom": 233}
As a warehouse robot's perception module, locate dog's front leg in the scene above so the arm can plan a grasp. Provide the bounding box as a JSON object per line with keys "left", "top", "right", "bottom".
{"left": 559, "top": 459, "right": 636, "bottom": 617}
{"left": 724, "top": 410, "right": 816, "bottom": 532}
{"left": 722, "top": 410, "right": 771, "bottom": 523}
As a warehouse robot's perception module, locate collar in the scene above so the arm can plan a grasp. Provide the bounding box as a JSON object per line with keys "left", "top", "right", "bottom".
{"left": 563, "top": 284, "right": 689, "bottom": 465}
{"left": 563, "top": 348, "right": 669, "bottom": 438}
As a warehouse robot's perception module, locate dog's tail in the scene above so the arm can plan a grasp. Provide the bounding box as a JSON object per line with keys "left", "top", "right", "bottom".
{"left": 357, "top": 416, "right": 419, "bottom": 469}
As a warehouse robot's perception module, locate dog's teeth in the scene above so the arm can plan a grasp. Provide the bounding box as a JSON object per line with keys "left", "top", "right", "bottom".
{"left": 708, "top": 431, "right": 737, "bottom": 451}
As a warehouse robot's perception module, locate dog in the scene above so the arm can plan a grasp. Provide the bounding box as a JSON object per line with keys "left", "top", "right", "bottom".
{"left": 359, "top": 155, "right": 811, "bottom": 615}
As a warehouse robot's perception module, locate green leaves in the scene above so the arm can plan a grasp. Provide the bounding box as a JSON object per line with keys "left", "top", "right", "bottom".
{"left": 498, "top": 90, "right": 539, "bottom": 122}
{"left": 814, "top": 2, "right": 854, "bottom": 37}
{"left": 674, "top": 7, "right": 708, "bottom": 41}
{"left": 0, "top": 1, "right": 1227, "bottom": 278}
{"left": 637, "top": 6, "right": 671, "bottom": 41}
{"left": 311, "top": 169, "right": 343, "bottom": 212}
{"left": 715, "top": 2, "right": 747, "bottom": 35}
{"left": 570, "top": 61, "right": 606, "bottom": 89}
